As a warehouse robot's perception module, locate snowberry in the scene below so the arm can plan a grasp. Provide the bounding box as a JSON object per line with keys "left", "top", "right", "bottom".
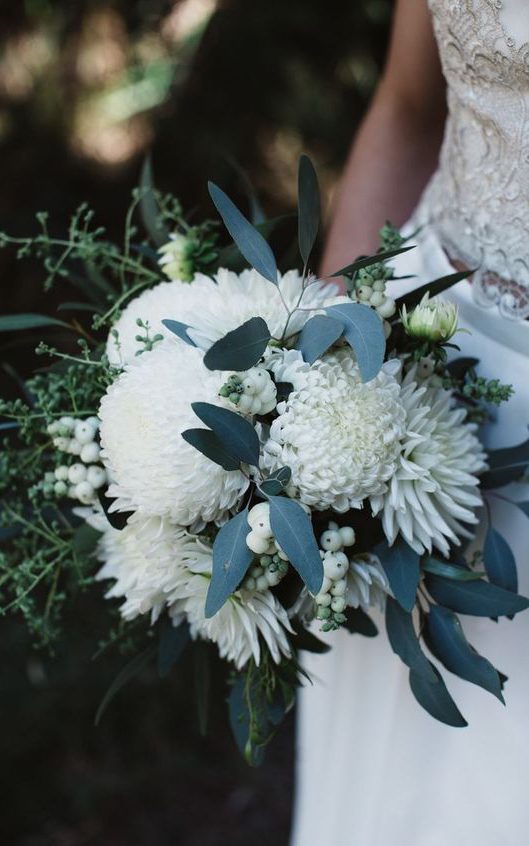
{"left": 68, "top": 463, "right": 87, "bottom": 484}
{"left": 68, "top": 439, "right": 82, "bottom": 455}
{"left": 321, "top": 576, "right": 333, "bottom": 593}
{"left": 54, "top": 465, "right": 69, "bottom": 481}
{"left": 54, "top": 481, "right": 68, "bottom": 497}
{"left": 246, "top": 530, "right": 271, "bottom": 555}
{"left": 59, "top": 416, "right": 75, "bottom": 432}
{"left": 372, "top": 279, "right": 386, "bottom": 292}
{"left": 53, "top": 437, "right": 70, "bottom": 452}
{"left": 80, "top": 442, "right": 101, "bottom": 464}
{"left": 315, "top": 592, "right": 332, "bottom": 607}
{"left": 339, "top": 526, "right": 356, "bottom": 547}
{"left": 369, "top": 290, "right": 385, "bottom": 308}
{"left": 376, "top": 297, "right": 396, "bottom": 319}
{"left": 256, "top": 575, "right": 269, "bottom": 591}
{"left": 331, "top": 596, "right": 346, "bottom": 613}
{"left": 75, "top": 480, "right": 95, "bottom": 504}
{"left": 245, "top": 577, "right": 256, "bottom": 590}
{"left": 357, "top": 285, "right": 373, "bottom": 302}
{"left": 331, "top": 578, "right": 347, "bottom": 597}
{"left": 74, "top": 421, "right": 95, "bottom": 444}
{"left": 266, "top": 571, "right": 282, "bottom": 587}
{"left": 320, "top": 529, "right": 343, "bottom": 552}
{"left": 87, "top": 465, "right": 107, "bottom": 489}
{"left": 47, "top": 421, "right": 60, "bottom": 436}
{"left": 323, "top": 551, "right": 349, "bottom": 580}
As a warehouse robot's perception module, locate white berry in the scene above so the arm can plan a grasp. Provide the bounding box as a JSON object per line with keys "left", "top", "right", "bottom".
{"left": 320, "top": 529, "right": 343, "bottom": 552}
{"left": 54, "top": 481, "right": 68, "bottom": 497}
{"left": 68, "top": 463, "right": 87, "bottom": 484}
{"left": 376, "top": 297, "right": 396, "bottom": 319}
{"left": 323, "top": 552, "right": 349, "bottom": 580}
{"left": 372, "top": 279, "right": 386, "bottom": 292}
{"left": 53, "top": 437, "right": 70, "bottom": 452}
{"left": 369, "top": 290, "right": 385, "bottom": 308}
{"left": 80, "top": 442, "right": 101, "bottom": 464}
{"left": 357, "top": 285, "right": 373, "bottom": 302}
{"left": 246, "top": 530, "right": 271, "bottom": 555}
{"left": 74, "top": 421, "right": 95, "bottom": 444}
{"left": 68, "top": 439, "right": 82, "bottom": 455}
{"left": 331, "top": 578, "right": 347, "bottom": 597}
{"left": 256, "top": 575, "right": 269, "bottom": 591}
{"left": 75, "top": 480, "right": 95, "bottom": 504}
{"left": 315, "top": 592, "right": 332, "bottom": 607}
{"left": 54, "top": 465, "right": 69, "bottom": 481}
{"left": 87, "top": 465, "right": 107, "bottom": 489}
{"left": 331, "top": 596, "right": 346, "bottom": 613}
{"left": 248, "top": 502, "right": 270, "bottom": 527}
{"left": 339, "top": 526, "right": 356, "bottom": 547}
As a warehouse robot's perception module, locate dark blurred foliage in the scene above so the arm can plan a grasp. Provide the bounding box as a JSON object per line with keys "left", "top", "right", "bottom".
{"left": 0, "top": 1, "right": 391, "bottom": 843}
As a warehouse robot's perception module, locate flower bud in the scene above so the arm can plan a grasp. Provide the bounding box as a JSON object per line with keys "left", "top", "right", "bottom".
{"left": 401, "top": 293, "right": 458, "bottom": 342}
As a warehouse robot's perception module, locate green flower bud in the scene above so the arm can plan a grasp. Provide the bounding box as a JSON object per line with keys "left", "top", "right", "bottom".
{"left": 401, "top": 293, "right": 459, "bottom": 342}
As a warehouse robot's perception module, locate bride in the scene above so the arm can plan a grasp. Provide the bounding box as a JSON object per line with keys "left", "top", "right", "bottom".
{"left": 291, "top": 1, "right": 529, "bottom": 844}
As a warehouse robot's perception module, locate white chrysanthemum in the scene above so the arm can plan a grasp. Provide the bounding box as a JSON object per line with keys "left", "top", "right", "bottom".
{"left": 107, "top": 269, "right": 345, "bottom": 366}
{"left": 346, "top": 554, "right": 389, "bottom": 612}
{"left": 262, "top": 349, "right": 407, "bottom": 512}
{"left": 370, "top": 368, "right": 487, "bottom": 556}
{"left": 99, "top": 342, "right": 248, "bottom": 527}
{"left": 92, "top": 511, "right": 206, "bottom": 621}
{"left": 169, "top": 558, "right": 293, "bottom": 670}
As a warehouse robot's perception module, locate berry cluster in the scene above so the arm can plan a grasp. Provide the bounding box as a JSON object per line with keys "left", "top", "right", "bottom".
{"left": 219, "top": 367, "right": 277, "bottom": 415}
{"left": 314, "top": 522, "right": 356, "bottom": 631}
{"left": 44, "top": 416, "right": 107, "bottom": 505}
{"left": 243, "top": 502, "right": 290, "bottom": 592}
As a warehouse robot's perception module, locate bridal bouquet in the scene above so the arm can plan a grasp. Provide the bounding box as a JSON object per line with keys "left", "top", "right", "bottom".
{"left": 1, "top": 157, "right": 528, "bottom": 764}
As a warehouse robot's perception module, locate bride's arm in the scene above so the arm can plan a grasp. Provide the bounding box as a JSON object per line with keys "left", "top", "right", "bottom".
{"left": 320, "top": 0, "right": 447, "bottom": 277}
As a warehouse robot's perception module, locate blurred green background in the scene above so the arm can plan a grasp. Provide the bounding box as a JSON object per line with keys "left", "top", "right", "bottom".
{"left": 0, "top": 2, "right": 391, "bottom": 843}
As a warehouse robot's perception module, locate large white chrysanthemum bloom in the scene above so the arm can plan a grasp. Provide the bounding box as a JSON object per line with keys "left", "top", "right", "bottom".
{"left": 262, "top": 349, "right": 407, "bottom": 512}
{"left": 107, "top": 269, "right": 344, "bottom": 366}
{"left": 370, "top": 368, "right": 487, "bottom": 556}
{"left": 169, "top": 555, "right": 293, "bottom": 669}
{"left": 91, "top": 511, "right": 205, "bottom": 622}
{"left": 99, "top": 342, "right": 248, "bottom": 527}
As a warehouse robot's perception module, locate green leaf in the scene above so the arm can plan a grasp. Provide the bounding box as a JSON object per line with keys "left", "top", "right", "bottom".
{"left": 95, "top": 645, "right": 156, "bottom": 726}
{"left": 422, "top": 558, "right": 484, "bottom": 582}
{"left": 161, "top": 319, "right": 197, "bottom": 347}
{"left": 445, "top": 357, "right": 479, "bottom": 381}
{"left": 425, "top": 574, "right": 529, "bottom": 617}
{"left": 409, "top": 663, "right": 468, "bottom": 727}
{"left": 192, "top": 402, "right": 260, "bottom": 467}
{"left": 325, "top": 303, "right": 385, "bottom": 382}
{"left": 484, "top": 527, "right": 517, "bottom": 593}
{"left": 375, "top": 539, "right": 420, "bottom": 613}
{"left": 481, "top": 438, "right": 529, "bottom": 489}
{"left": 204, "top": 316, "right": 271, "bottom": 372}
{"left": 268, "top": 496, "right": 323, "bottom": 594}
{"left": 217, "top": 215, "right": 293, "bottom": 271}
{"left": 385, "top": 597, "right": 437, "bottom": 681}
{"left": 343, "top": 607, "right": 378, "bottom": 637}
{"left": 181, "top": 428, "right": 240, "bottom": 471}
{"left": 329, "top": 246, "right": 414, "bottom": 278}
{"left": 396, "top": 269, "right": 474, "bottom": 309}
{"left": 297, "top": 154, "right": 320, "bottom": 265}
{"left": 295, "top": 314, "right": 343, "bottom": 364}
{"left": 72, "top": 523, "right": 101, "bottom": 556}
{"left": 57, "top": 301, "right": 101, "bottom": 314}
{"left": 426, "top": 606, "right": 504, "bottom": 702}
{"left": 157, "top": 619, "right": 189, "bottom": 678}
{"left": 205, "top": 508, "right": 253, "bottom": 617}
{"left": 208, "top": 182, "right": 278, "bottom": 285}
{"left": 139, "top": 156, "right": 170, "bottom": 247}
{"left": 0, "top": 314, "right": 71, "bottom": 332}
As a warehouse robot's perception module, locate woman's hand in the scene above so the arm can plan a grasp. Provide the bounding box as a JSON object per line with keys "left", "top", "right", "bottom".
{"left": 320, "top": 0, "right": 447, "bottom": 281}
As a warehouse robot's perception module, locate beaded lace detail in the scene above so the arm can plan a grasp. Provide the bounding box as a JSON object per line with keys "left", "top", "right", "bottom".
{"left": 414, "top": 0, "right": 529, "bottom": 319}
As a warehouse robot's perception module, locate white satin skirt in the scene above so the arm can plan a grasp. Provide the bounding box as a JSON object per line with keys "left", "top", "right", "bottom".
{"left": 290, "top": 228, "right": 529, "bottom": 846}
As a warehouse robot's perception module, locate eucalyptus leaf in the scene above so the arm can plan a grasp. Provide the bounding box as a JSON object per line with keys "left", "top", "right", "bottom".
{"left": 95, "top": 645, "right": 157, "bottom": 726}
{"left": 295, "top": 314, "right": 343, "bottom": 364}
{"left": 426, "top": 606, "right": 504, "bottom": 702}
{"left": 481, "top": 438, "right": 529, "bottom": 489}
{"left": 409, "top": 663, "right": 468, "bottom": 728}
{"left": 192, "top": 402, "right": 260, "bottom": 467}
{"left": 425, "top": 574, "right": 529, "bottom": 617}
{"left": 375, "top": 539, "right": 420, "bottom": 613}
{"left": 259, "top": 466, "right": 292, "bottom": 496}
{"left": 139, "top": 156, "right": 170, "bottom": 247}
{"left": 297, "top": 154, "right": 320, "bottom": 265}
{"left": 422, "top": 558, "right": 484, "bottom": 582}
{"left": 0, "top": 314, "right": 71, "bottom": 332}
{"left": 182, "top": 428, "right": 240, "bottom": 471}
{"left": 228, "top": 676, "right": 265, "bottom": 767}
{"left": 208, "top": 182, "right": 278, "bottom": 285}
{"left": 445, "top": 357, "right": 479, "bottom": 381}
{"left": 204, "top": 316, "right": 271, "bottom": 372}
{"left": 329, "top": 246, "right": 414, "bottom": 278}
{"left": 161, "top": 319, "right": 197, "bottom": 347}
{"left": 396, "top": 269, "right": 474, "bottom": 309}
{"left": 205, "top": 508, "right": 253, "bottom": 617}
{"left": 484, "top": 527, "right": 517, "bottom": 593}
{"left": 325, "top": 303, "right": 385, "bottom": 383}
{"left": 267, "top": 496, "right": 323, "bottom": 594}
{"left": 385, "top": 597, "right": 437, "bottom": 681}
{"left": 157, "top": 619, "right": 189, "bottom": 678}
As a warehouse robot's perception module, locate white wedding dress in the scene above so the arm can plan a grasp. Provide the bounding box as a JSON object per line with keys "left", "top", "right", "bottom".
{"left": 291, "top": 2, "right": 529, "bottom": 844}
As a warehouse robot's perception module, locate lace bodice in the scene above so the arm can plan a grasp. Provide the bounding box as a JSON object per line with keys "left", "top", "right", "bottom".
{"left": 414, "top": 0, "right": 529, "bottom": 319}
